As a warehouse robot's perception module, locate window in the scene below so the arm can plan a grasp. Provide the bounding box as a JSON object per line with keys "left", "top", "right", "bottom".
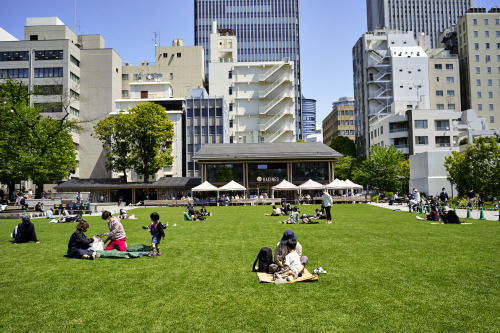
{"left": 0, "top": 51, "right": 29, "bottom": 61}
{"left": 490, "top": 116, "right": 495, "bottom": 123}
{"left": 70, "top": 55, "right": 80, "bottom": 67}
{"left": 478, "top": 104, "right": 483, "bottom": 111}
{"left": 33, "top": 85, "right": 63, "bottom": 95}
{"left": 0, "top": 68, "right": 29, "bottom": 78}
{"left": 414, "top": 120, "right": 427, "bottom": 129}
{"left": 163, "top": 53, "right": 168, "bottom": 58}
{"left": 474, "top": 31, "right": 478, "bottom": 37}
{"left": 70, "top": 89, "right": 80, "bottom": 100}
{"left": 34, "top": 50, "right": 63, "bottom": 60}
{"left": 486, "top": 55, "right": 491, "bottom": 62}
{"left": 489, "top": 92, "right": 493, "bottom": 98}
{"left": 474, "top": 43, "right": 479, "bottom": 50}
{"left": 477, "top": 79, "right": 481, "bottom": 86}
{"left": 34, "top": 67, "right": 63, "bottom": 78}
{"left": 229, "top": 87, "right": 233, "bottom": 95}
{"left": 415, "top": 136, "right": 428, "bottom": 145}
{"left": 475, "top": 55, "right": 480, "bottom": 62}
{"left": 497, "top": 43, "right": 500, "bottom": 49}
{"left": 485, "top": 31, "right": 490, "bottom": 38}
{"left": 448, "top": 104, "right": 455, "bottom": 110}
{"left": 496, "top": 19, "right": 500, "bottom": 25}
{"left": 380, "top": 126, "right": 383, "bottom": 135}
{"left": 478, "top": 92, "right": 482, "bottom": 98}
{"left": 447, "top": 90, "right": 455, "bottom": 96}
{"left": 489, "top": 104, "right": 494, "bottom": 111}
{"left": 122, "top": 90, "right": 129, "bottom": 98}
{"left": 229, "top": 103, "right": 233, "bottom": 111}
{"left": 484, "top": 19, "right": 489, "bottom": 25}
{"left": 436, "top": 90, "right": 444, "bottom": 96}
{"left": 434, "top": 64, "right": 442, "bottom": 70}
{"left": 176, "top": 53, "right": 181, "bottom": 58}
{"left": 122, "top": 74, "right": 128, "bottom": 81}
{"left": 437, "top": 104, "right": 445, "bottom": 109}
{"left": 34, "top": 102, "right": 62, "bottom": 113}
{"left": 70, "top": 106, "right": 79, "bottom": 117}
{"left": 473, "top": 19, "right": 477, "bottom": 25}
{"left": 435, "top": 120, "right": 449, "bottom": 131}
{"left": 488, "top": 79, "right": 492, "bottom": 86}
{"left": 445, "top": 64, "right": 453, "bottom": 70}
{"left": 170, "top": 73, "right": 173, "bottom": 80}
{"left": 446, "top": 77, "right": 454, "bottom": 83}
{"left": 486, "top": 43, "right": 490, "bottom": 50}
{"left": 476, "top": 67, "right": 481, "bottom": 74}
{"left": 228, "top": 71, "right": 232, "bottom": 79}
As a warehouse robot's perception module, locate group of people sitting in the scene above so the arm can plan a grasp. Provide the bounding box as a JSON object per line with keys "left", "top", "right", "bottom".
{"left": 184, "top": 204, "right": 211, "bottom": 221}
{"left": 270, "top": 230, "right": 309, "bottom": 284}
{"left": 264, "top": 204, "right": 326, "bottom": 224}
{"left": 416, "top": 205, "right": 463, "bottom": 224}
{"left": 409, "top": 188, "right": 450, "bottom": 212}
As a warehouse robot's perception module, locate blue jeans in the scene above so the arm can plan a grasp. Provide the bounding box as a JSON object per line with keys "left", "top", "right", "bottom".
{"left": 11, "top": 226, "right": 18, "bottom": 240}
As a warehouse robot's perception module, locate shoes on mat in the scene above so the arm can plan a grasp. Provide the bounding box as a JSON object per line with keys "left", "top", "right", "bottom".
{"left": 313, "top": 267, "right": 327, "bottom": 274}
{"left": 274, "top": 278, "right": 287, "bottom": 284}
{"left": 148, "top": 253, "right": 157, "bottom": 257}
{"left": 156, "top": 253, "right": 162, "bottom": 256}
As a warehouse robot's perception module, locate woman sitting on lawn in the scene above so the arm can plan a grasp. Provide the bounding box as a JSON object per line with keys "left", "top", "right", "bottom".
{"left": 265, "top": 205, "right": 282, "bottom": 216}
{"left": 67, "top": 221, "right": 100, "bottom": 260}
{"left": 280, "top": 206, "right": 299, "bottom": 224}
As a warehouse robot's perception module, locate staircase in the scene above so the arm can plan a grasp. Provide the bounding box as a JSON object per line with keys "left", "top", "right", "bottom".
{"left": 259, "top": 73, "right": 290, "bottom": 98}
{"left": 259, "top": 107, "right": 292, "bottom": 132}
{"left": 259, "top": 90, "right": 291, "bottom": 115}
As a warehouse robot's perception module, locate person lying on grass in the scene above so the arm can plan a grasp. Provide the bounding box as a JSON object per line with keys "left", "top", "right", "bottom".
{"left": 11, "top": 214, "right": 40, "bottom": 245}
{"left": 264, "top": 205, "right": 282, "bottom": 216}
{"left": 274, "top": 238, "right": 302, "bottom": 284}
{"left": 99, "top": 211, "right": 127, "bottom": 251}
{"left": 67, "top": 221, "right": 100, "bottom": 260}
{"left": 270, "top": 230, "right": 308, "bottom": 274}
{"left": 312, "top": 208, "right": 326, "bottom": 219}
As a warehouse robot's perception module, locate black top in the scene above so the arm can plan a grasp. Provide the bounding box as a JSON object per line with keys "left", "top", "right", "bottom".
{"left": 439, "top": 191, "right": 449, "bottom": 202}
{"left": 15, "top": 221, "right": 38, "bottom": 243}
{"left": 67, "top": 229, "right": 93, "bottom": 253}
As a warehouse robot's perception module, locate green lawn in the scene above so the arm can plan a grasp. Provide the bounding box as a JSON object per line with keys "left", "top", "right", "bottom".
{"left": 1, "top": 204, "right": 499, "bottom": 332}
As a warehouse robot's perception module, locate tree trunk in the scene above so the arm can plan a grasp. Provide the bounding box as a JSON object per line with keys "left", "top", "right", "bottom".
{"left": 35, "top": 182, "right": 44, "bottom": 199}
{"left": 122, "top": 169, "right": 128, "bottom": 183}
{"left": 7, "top": 182, "right": 16, "bottom": 202}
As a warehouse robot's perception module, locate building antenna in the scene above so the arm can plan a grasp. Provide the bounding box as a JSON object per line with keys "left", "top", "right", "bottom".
{"left": 74, "top": 0, "right": 77, "bottom": 32}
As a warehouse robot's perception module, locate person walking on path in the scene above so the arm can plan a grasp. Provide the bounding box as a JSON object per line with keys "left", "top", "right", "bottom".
{"left": 467, "top": 189, "right": 475, "bottom": 210}
{"left": 322, "top": 189, "right": 333, "bottom": 224}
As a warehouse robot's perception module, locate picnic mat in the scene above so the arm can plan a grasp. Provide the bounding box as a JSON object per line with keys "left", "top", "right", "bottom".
{"left": 97, "top": 244, "right": 154, "bottom": 258}
{"left": 257, "top": 268, "right": 319, "bottom": 283}
{"left": 431, "top": 222, "right": 472, "bottom": 224}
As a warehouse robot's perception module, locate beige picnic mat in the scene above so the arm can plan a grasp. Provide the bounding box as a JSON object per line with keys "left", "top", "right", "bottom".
{"left": 257, "top": 268, "right": 319, "bottom": 283}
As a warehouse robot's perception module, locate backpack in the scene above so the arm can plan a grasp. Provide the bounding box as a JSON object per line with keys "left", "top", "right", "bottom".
{"left": 252, "top": 247, "right": 273, "bottom": 273}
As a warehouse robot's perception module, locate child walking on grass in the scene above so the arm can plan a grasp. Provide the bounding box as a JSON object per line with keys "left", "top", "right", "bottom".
{"left": 147, "top": 212, "right": 165, "bottom": 257}
{"left": 274, "top": 238, "right": 303, "bottom": 284}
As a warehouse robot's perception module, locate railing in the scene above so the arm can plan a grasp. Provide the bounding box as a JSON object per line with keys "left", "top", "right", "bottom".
{"left": 394, "top": 144, "right": 409, "bottom": 148}
{"left": 259, "top": 90, "right": 291, "bottom": 114}
{"left": 259, "top": 108, "right": 291, "bottom": 131}
{"left": 389, "top": 127, "right": 408, "bottom": 133}
{"left": 265, "top": 124, "right": 292, "bottom": 143}
{"left": 259, "top": 73, "right": 290, "bottom": 98}
{"left": 368, "top": 88, "right": 391, "bottom": 98}
{"left": 436, "top": 143, "right": 451, "bottom": 147}
{"left": 435, "top": 126, "right": 450, "bottom": 131}
{"left": 258, "top": 57, "right": 289, "bottom": 81}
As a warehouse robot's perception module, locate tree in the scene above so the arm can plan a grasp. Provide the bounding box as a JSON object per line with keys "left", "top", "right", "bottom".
{"left": 352, "top": 145, "right": 406, "bottom": 192}
{"left": 94, "top": 102, "right": 175, "bottom": 182}
{"left": 334, "top": 156, "right": 358, "bottom": 180}
{"left": 0, "top": 79, "right": 77, "bottom": 197}
{"left": 330, "top": 136, "right": 356, "bottom": 158}
{"left": 444, "top": 136, "right": 500, "bottom": 199}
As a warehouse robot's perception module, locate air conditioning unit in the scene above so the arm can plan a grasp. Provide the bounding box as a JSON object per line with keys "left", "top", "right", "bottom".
{"left": 123, "top": 62, "right": 130, "bottom": 66}
{"left": 140, "top": 61, "right": 149, "bottom": 66}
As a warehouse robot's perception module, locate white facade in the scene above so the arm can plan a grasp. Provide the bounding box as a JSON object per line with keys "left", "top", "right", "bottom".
{"left": 409, "top": 151, "right": 456, "bottom": 197}
{"left": 114, "top": 82, "right": 184, "bottom": 181}
{"left": 208, "top": 22, "right": 295, "bottom": 143}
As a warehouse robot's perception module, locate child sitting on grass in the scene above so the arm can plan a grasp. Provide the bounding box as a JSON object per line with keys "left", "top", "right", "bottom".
{"left": 280, "top": 206, "right": 299, "bottom": 224}
{"left": 145, "top": 212, "right": 165, "bottom": 257}
{"left": 274, "top": 238, "right": 303, "bottom": 284}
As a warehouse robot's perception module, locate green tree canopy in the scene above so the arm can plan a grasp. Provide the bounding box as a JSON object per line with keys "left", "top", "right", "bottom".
{"left": 444, "top": 136, "right": 500, "bottom": 199}
{"left": 93, "top": 102, "right": 175, "bottom": 182}
{"left": 353, "top": 145, "right": 406, "bottom": 192}
{"left": 0, "top": 79, "right": 77, "bottom": 196}
{"left": 330, "top": 136, "right": 356, "bottom": 158}
{"left": 334, "top": 156, "right": 358, "bottom": 180}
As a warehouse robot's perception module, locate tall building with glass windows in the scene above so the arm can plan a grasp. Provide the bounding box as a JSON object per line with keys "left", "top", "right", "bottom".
{"left": 194, "top": 0, "right": 302, "bottom": 138}
{"left": 301, "top": 96, "right": 316, "bottom": 139}
{"left": 366, "top": 0, "right": 474, "bottom": 48}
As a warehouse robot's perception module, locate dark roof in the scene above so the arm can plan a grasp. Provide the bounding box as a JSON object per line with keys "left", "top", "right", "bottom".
{"left": 54, "top": 177, "right": 201, "bottom": 190}
{"left": 193, "top": 142, "right": 342, "bottom": 161}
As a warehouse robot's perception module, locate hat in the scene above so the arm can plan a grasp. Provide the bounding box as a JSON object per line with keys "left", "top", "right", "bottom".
{"left": 280, "top": 230, "right": 297, "bottom": 244}
{"left": 302, "top": 214, "right": 308, "bottom": 218}
{"left": 442, "top": 206, "right": 450, "bottom": 212}
{"left": 21, "top": 214, "right": 30, "bottom": 223}
{"left": 415, "top": 189, "right": 418, "bottom": 192}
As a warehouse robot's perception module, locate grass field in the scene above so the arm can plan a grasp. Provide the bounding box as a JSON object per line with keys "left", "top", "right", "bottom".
{"left": 1, "top": 204, "right": 499, "bottom": 332}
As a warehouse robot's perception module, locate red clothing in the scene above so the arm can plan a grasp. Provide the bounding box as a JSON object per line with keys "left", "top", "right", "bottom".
{"left": 105, "top": 237, "right": 127, "bottom": 251}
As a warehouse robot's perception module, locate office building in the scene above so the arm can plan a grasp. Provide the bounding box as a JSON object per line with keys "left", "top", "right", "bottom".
{"left": 457, "top": 7, "right": 500, "bottom": 130}
{"left": 427, "top": 48, "right": 461, "bottom": 111}
{"left": 194, "top": 0, "right": 303, "bottom": 138}
{"left": 0, "top": 17, "right": 122, "bottom": 180}
{"left": 366, "top": 0, "right": 474, "bottom": 48}
{"left": 302, "top": 96, "right": 317, "bottom": 139}
{"left": 322, "top": 97, "right": 355, "bottom": 145}
{"left": 208, "top": 23, "right": 295, "bottom": 144}
{"left": 121, "top": 39, "right": 205, "bottom": 99}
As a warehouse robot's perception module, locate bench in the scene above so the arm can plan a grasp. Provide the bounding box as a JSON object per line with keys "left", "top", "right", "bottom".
{"left": 143, "top": 199, "right": 191, "bottom": 207}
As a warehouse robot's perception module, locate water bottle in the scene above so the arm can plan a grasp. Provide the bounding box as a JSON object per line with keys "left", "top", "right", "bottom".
{"left": 166, "top": 222, "right": 169, "bottom": 227}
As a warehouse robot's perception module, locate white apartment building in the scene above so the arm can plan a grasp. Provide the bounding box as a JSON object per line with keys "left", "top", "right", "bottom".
{"left": 457, "top": 7, "right": 500, "bottom": 130}
{"left": 0, "top": 17, "right": 122, "bottom": 180}
{"left": 114, "top": 82, "right": 184, "bottom": 181}
{"left": 121, "top": 39, "right": 205, "bottom": 99}
{"left": 208, "top": 22, "right": 295, "bottom": 143}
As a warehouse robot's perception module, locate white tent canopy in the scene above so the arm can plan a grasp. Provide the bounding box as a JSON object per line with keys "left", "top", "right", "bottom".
{"left": 325, "top": 178, "right": 347, "bottom": 190}
{"left": 344, "top": 179, "right": 363, "bottom": 189}
{"left": 272, "top": 180, "right": 299, "bottom": 191}
{"left": 219, "top": 180, "right": 246, "bottom": 191}
{"left": 298, "top": 179, "right": 325, "bottom": 190}
{"left": 191, "top": 181, "right": 219, "bottom": 192}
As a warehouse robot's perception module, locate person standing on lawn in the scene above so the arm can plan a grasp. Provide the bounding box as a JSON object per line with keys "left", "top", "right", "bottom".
{"left": 146, "top": 212, "right": 165, "bottom": 257}
{"left": 322, "top": 189, "right": 333, "bottom": 224}
{"left": 67, "top": 221, "right": 100, "bottom": 259}
{"left": 100, "top": 211, "right": 127, "bottom": 251}
{"left": 11, "top": 215, "right": 40, "bottom": 245}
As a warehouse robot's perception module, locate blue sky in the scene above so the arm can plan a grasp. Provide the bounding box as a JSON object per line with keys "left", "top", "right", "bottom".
{"left": 1, "top": 0, "right": 497, "bottom": 124}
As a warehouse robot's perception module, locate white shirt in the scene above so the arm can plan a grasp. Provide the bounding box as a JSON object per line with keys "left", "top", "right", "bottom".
{"left": 415, "top": 192, "right": 421, "bottom": 202}
{"left": 322, "top": 192, "right": 333, "bottom": 207}
{"left": 284, "top": 251, "right": 302, "bottom": 275}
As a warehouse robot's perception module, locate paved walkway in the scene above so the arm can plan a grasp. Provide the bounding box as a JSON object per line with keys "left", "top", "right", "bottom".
{"left": 368, "top": 202, "right": 499, "bottom": 221}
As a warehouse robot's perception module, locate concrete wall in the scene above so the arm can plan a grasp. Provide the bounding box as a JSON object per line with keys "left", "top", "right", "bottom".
{"left": 409, "top": 150, "right": 456, "bottom": 197}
